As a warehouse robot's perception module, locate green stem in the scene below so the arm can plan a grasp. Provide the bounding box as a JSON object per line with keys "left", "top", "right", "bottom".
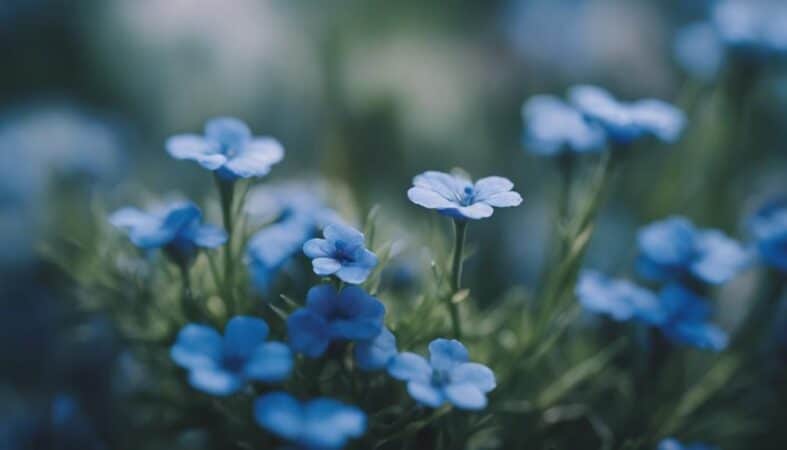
{"left": 448, "top": 219, "right": 467, "bottom": 339}
{"left": 179, "top": 264, "right": 197, "bottom": 321}
{"left": 215, "top": 175, "right": 237, "bottom": 312}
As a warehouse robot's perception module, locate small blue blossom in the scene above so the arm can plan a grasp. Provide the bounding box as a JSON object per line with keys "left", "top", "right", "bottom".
{"left": 713, "top": 0, "right": 787, "bottom": 60}
{"left": 522, "top": 94, "right": 606, "bottom": 155}
{"left": 287, "top": 284, "right": 385, "bottom": 358}
{"left": 254, "top": 392, "right": 366, "bottom": 450}
{"left": 303, "top": 223, "right": 378, "bottom": 284}
{"left": 407, "top": 171, "right": 523, "bottom": 220}
{"left": 636, "top": 216, "right": 748, "bottom": 285}
{"left": 748, "top": 198, "right": 787, "bottom": 272}
{"left": 388, "top": 338, "right": 496, "bottom": 411}
{"left": 354, "top": 327, "right": 398, "bottom": 371}
{"left": 658, "top": 437, "right": 720, "bottom": 450}
{"left": 109, "top": 201, "right": 227, "bottom": 266}
{"left": 166, "top": 117, "right": 284, "bottom": 180}
{"left": 576, "top": 271, "right": 666, "bottom": 325}
{"left": 657, "top": 284, "right": 729, "bottom": 351}
{"left": 674, "top": 22, "right": 725, "bottom": 81}
{"left": 171, "top": 316, "right": 293, "bottom": 396}
{"left": 569, "top": 85, "right": 687, "bottom": 146}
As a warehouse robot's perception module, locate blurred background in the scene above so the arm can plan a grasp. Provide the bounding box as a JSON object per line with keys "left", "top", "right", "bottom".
{"left": 1, "top": 0, "right": 785, "bottom": 449}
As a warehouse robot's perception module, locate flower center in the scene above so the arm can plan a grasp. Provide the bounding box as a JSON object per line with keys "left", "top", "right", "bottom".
{"left": 431, "top": 369, "right": 451, "bottom": 386}
{"left": 460, "top": 186, "right": 476, "bottom": 206}
{"left": 333, "top": 240, "right": 354, "bottom": 263}
{"left": 222, "top": 354, "right": 246, "bottom": 373}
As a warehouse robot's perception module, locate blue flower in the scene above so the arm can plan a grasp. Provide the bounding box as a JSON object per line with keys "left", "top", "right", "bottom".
{"left": 354, "top": 327, "right": 398, "bottom": 371}
{"left": 658, "top": 437, "right": 719, "bottom": 450}
{"left": 522, "top": 94, "right": 606, "bottom": 155}
{"left": 748, "top": 198, "right": 787, "bottom": 272}
{"left": 569, "top": 85, "right": 686, "bottom": 146}
{"left": 166, "top": 117, "right": 284, "bottom": 180}
{"left": 407, "top": 171, "right": 523, "bottom": 220}
{"left": 388, "top": 338, "right": 496, "bottom": 410}
{"left": 636, "top": 216, "right": 747, "bottom": 285}
{"left": 674, "top": 23, "right": 724, "bottom": 81}
{"left": 254, "top": 392, "right": 366, "bottom": 449}
{"left": 171, "top": 316, "right": 293, "bottom": 396}
{"left": 713, "top": 1, "right": 787, "bottom": 60}
{"left": 109, "top": 201, "right": 227, "bottom": 266}
{"left": 287, "top": 284, "right": 385, "bottom": 358}
{"left": 303, "top": 223, "right": 378, "bottom": 284}
{"left": 657, "top": 284, "right": 729, "bottom": 351}
{"left": 576, "top": 271, "right": 666, "bottom": 325}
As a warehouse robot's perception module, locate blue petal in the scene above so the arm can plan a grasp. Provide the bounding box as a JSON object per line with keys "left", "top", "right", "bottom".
{"left": 171, "top": 324, "right": 223, "bottom": 370}
{"left": 413, "top": 171, "right": 467, "bottom": 201}
{"left": 455, "top": 203, "right": 494, "bottom": 220}
{"left": 522, "top": 95, "right": 605, "bottom": 155}
{"left": 165, "top": 134, "right": 225, "bottom": 170}
{"left": 388, "top": 352, "right": 432, "bottom": 384}
{"left": 481, "top": 191, "right": 523, "bottom": 208}
{"left": 190, "top": 224, "right": 228, "bottom": 248}
{"left": 223, "top": 316, "right": 269, "bottom": 362}
{"left": 664, "top": 321, "right": 729, "bottom": 352}
{"left": 629, "top": 99, "right": 687, "bottom": 143}
{"left": 657, "top": 438, "right": 684, "bottom": 450}
{"left": 108, "top": 207, "right": 157, "bottom": 232}
{"left": 244, "top": 341, "right": 293, "bottom": 382}
{"left": 691, "top": 230, "right": 747, "bottom": 284}
{"left": 336, "top": 264, "right": 373, "bottom": 284}
{"left": 188, "top": 367, "right": 243, "bottom": 396}
{"left": 674, "top": 22, "right": 724, "bottom": 81}
{"left": 443, "top": 383, "right": 487, "bottom": 410}
{"left": 324, "top": 223, "right": 365, "bottom": 247}
{"left": 329, "top": 287, "right": 385, "bottom": 340}
{"left": 313, "top": 257, "right": 342, "bottom": 276}
{"left": 305, "top": 284, "right": 340, "bottom": 316}
{"left": 303, "top": 238, "right": 334, "bottom": 258}
{"left": 254, "top": 392, "right": 302, "bottom": 441}
{"left": 659, "top": 283, "right": 711, "bottom": 322}
{"left": 407, "top": 381, "right": 445, "bottom": 408}
{"left": 429, "top": 338, "right": 469, "bottom": 372}
{"left": 303, "top": 399, "right": 366, "bottom": 448}
{"left": 407, "top": 186, "right": 458, "bottom": 210}
{"left": 450, "top": 362, "right": 496, "bottom": 393}
{"left": 287, "top": 309, "right": 332, "bottom": 358}
{"left": 204, "top": 117, "right": 251, "bottom": 150}
{"left": 354, "top": 328, "right": 398, "bottom": 371}
{"left": 473, "top": 176, "right": 513, "bottom": 199}
{"left": 223, "top": 137, "right": 284, "bottom": 178}
{"left": 637, "top": 216, "right": 696, "bottom": 266}
{"left": 576, "top": 271, "right": 635, "bottom": 321}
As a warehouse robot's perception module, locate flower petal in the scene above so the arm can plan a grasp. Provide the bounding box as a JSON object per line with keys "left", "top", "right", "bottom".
{"left": 407, "top": 187, "right": 457, "bottom": 210}
{"left": 190, "top": 224, "right": 228, "bottom": 248}
{"left": 336, "top": 264, "right": 373, "bottom": 284}
{"left": 413, "top": 171, "right": 466, "bottom": 201}
{"left": 204, "top": 117, "right": 251, "bottom": 150}
{"left": 482, "top": 191, "right": 523, "bottom": 208}
{"left": 223, "top": 316, "right": 270, "bottom": 361}
{"left": 171, "top": 324, "right": 223, "bottom": 370}
{"left": 443, "top": 383, "right": 487, "bottom": 410}
{"left": 388, "top": 352, "right": 432, "bottom": 384}
{"left": 429, "top": 338, "right": 469, "bottom": 372}
{"left": 244, "top": 341, "right": 293, "bottom": 382}
{"left": 324, "top": 223, "right": 365, "bottom": 247}
{"left": 303, "top": 238, "right": 334, "bottom": 258}
{"left": 305, "top": 284, "right": 340, "bottom": 316}
{"left": 188, "top": 368, "right": 243, "bottom": 396}
{"left": 407, "top": 381, "right": 445, "bottom": 408}
{"left": 254, "top": 392, "right": 302, "bottom": 441}
{"left": 108, "top": 207, "right": 157, "bottom": 232}
{"left": 166, "top": 134, "right": 225, "bottom": 170}
{"left": 473, "top": 176, "right": 513, "bottom": 199}
{"left": 450, "top": 362, "right": 496, "bottom": 393}
{"left": 456, "top": 203, "right": 494, "bottom": 220}
{"left": 312, "top": 257, "right": 342, "bottom": 276}
{"left": 303, "top": 399, "right": 366, "bottom": 448}
{"left": 354, "top": 328, "right": 398, "bottom": 371}
{"left": 223, "top": 137, "right": 284, "bottom": 178}
{"left": 691, "top": 230, "right": 747, "bottom": 284}
{"left": 287, "top": 309, "right": 332, "bottom": 358}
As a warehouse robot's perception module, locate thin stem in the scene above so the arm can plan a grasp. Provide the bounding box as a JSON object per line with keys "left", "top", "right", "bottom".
{"left": 179, "top": 264, "right": 197, "bottom": 321}
{"left": 448, "top": 219, "right": 467, "bottom": 339}
{"left": 215, "top": 174, "right": 237, "bottom": 312}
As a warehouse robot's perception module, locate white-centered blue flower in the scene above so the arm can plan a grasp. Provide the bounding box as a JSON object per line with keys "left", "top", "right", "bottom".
{"left": 166, "top": 117, "right": 283, "bottom": 180}
{"left": 407, "top": 171, "right": 523, "bottom": 220}
{"left": 303, "top": 223, "right": 378, "bottom": 284}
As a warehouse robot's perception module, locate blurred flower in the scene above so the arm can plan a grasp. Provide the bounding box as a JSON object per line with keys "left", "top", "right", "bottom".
{"left": 569, "top": 85, "right": 686, "bottom": 146}
{"left": 109, "top": 201, "right": 227, "bottom": 267}
{"left": 254, "top": 391, "right": 366, "bottom": 449}
{"left": 674, "top": 22, "right": 725, "bottom": 81}
{"left": 713, "top": 0, "right": 787, "bottom": 60}
{"left": 521, "top": 94, "right": 606, "bottom": 156}
{"left": 170, "top": 316, "right": 293, "bottom": 396}
{"left": 354, "top": 327, "right": 398, "bottom": 372}
{"left": 303, "top": 224, "right": 377, "bottom": 284}
{"left": 407, "top": 171, "right": 523, "bottom": 220}
{"left": 657, "top": 284, "right": 729, "bottom": 351}
{"left": 287, "top": 285, "right": 385, "bottom": 358}
{"left": 388, "top": 338, "right": 496, "bottom": 410}
{"left": 576, "top": 271, "right": 665, "bottom": 324}
{"left": 636, "top": 216, "right": 748, "bottom": 285}
{"left": 747, "top": 197, "right": 787, "bottom": 272}
{"left": 166, "top": 116, "right": 283, "bottom": 181}
{"left": 658, "top": 438, "right": 719, "bottom": 450}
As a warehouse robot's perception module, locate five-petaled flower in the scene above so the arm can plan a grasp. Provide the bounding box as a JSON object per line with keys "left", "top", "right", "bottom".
{"left": 748, "top": 197, "right": 787, "bottom": 272}
{"left": 254, "top": 391, "right": 366, "bottom": 450}
{"left": 287, "top": 284, "right": 385, "bottom": 358}
{"left": 388, "top": 338, "right": 496, "bottom": 410}
{"left": 170, "top": 316, "right": 293, "bottom": 396}
{"left": 522, "top": 94, "right": 606, "bottom": 156}
{"left": 303, "top": 223, "right": 378, "bottom": 284}
{"left": 576, "top": 271, "right": 665, "bottom": 325}
{"left": 407, "top": 171, "right": 523, "bottom": 220}
{"left": 109, "top": 201, "right": 227, "bottom": 267}
{"left": 637, "top": 216, "right": 748, "bottom": 285}
{"left": 166, "top": 117, "right": 284, "bottom": 180}
{"left": 569, "top": 85, "right": 686, "bottom": 146}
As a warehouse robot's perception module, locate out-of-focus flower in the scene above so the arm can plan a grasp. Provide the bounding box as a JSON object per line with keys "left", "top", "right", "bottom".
{"left": 303, "top": 224, "right": 377, "bottom": 284}
{"left": 522, "top": 95, "right": 605, "bottom": 156}
{"left": 109, "top": 202, "right": 227, "bottom": 267}
{"left": 657, "top": 284, "right": 729, "bottom": 351}
{"left": 748, "top": 198, "right": 787, "bottom": 272}
{"left": 636, "top": 216, "right": 748, "bottom": 285}
{"left": 407, "top": 171, "right": 523, "bottom": 220}
{"left": 170, "top": 316, "right": 292, "bottom": 396}
{"left": 388, "top": 338, "right": 496, "bottom": 411}
{"left": 287, "top": 285, "right": 385, "bottom": 358}
{"left": 658, "top": 438, "right": 719, "bottom": 450}
{"left": 254, "top": 392, "right": 366, "bottom": 449}
{"left": 569, "top": 85, "right": 687, "bottom": 146}
{"left": 166, "top": 117, "right": 283, "bottom": 180}
{"left": 576, "top": 271, "right": 665, "bottom": 324}
{"left": 354, "top": 327, "right": 398, "bottom": 372}
{"left": 674, "top": 22, "right": 725, "bottom": 81}
{"left": 713, "top": 0, "right": 787, "bottom": 59}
